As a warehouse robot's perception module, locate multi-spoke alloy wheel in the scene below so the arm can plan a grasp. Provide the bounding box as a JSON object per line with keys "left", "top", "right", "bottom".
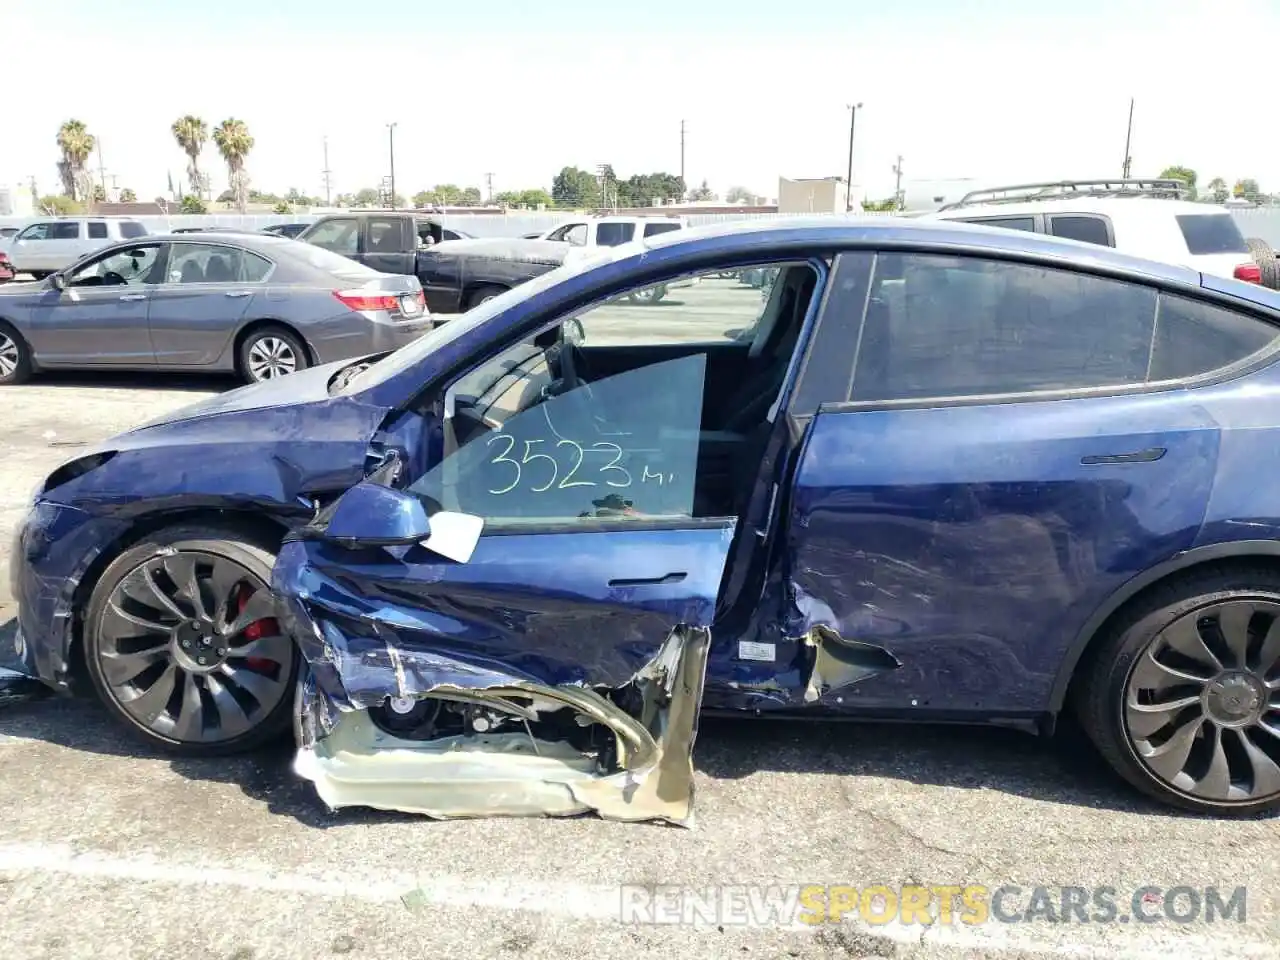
{"left": 1078, "top": 567, "right": 1280, "bottom": 815}
{"left": 85, "top": 529, "right": 298, "bottom": 754}
{"left": 238, "top": 327, "right": 308, "bottom": 385}
{"left": 1125, "top": 601, "right": 1280, "bottom": 803}
{"left": 0, "top": 325, "right": 32, "bottom": 384}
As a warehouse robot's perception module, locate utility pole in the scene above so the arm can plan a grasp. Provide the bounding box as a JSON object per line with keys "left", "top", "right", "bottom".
{"left": 484, "top": 172, "right": 494, "bottom": 203}
{"left": 845, "top": 102, "right": 862, "bottom": 212}
{"left": 387, "top": 123, "right": 397, "bottom": 208}
{"left": 96, "top": 140, "right": 107, "bottom": 204}
{"left": 680, "top": 119, "right": 686, "bottom": 186}
{"left": 892, "top": 155, "right": 905, "bottom": 210}
{"left": 1121, "top": 98, "right": 1134, "bottom": 178}
{"left": 321, "top": 136, "right": 332, "bottom": 206}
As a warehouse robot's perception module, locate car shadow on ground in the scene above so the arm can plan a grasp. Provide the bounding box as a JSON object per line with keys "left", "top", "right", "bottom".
{"left": 0, "top": 677, "right": 1249, "bottom": 831}
{"left": 24, "top": 370, "right": 237, "bottom": 392}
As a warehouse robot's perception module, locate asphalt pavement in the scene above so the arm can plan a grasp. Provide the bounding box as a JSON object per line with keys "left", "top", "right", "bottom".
{"left": 1, "top": 301, "right": 1279, "bottom": 959}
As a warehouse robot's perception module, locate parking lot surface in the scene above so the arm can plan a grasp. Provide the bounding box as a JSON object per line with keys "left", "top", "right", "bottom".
{"left": 2, "top": 367, "right": 1279, "bottom": 960}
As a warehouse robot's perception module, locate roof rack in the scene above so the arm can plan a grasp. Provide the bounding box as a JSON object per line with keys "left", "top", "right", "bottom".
{"left": 938, "top": 178, "right": 1190, "bottom": 211}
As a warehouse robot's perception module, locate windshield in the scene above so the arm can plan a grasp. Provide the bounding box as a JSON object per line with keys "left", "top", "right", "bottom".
{"left": 340, "top": 249, "right": 617, "bottom": 395}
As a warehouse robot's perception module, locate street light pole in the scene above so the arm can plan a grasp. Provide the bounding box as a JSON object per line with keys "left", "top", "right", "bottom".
{"left": 845, "top": 102, "right": 862, "bottom": 212}
{"left": 387, "top": 122, "right": 398, "bottom": 209}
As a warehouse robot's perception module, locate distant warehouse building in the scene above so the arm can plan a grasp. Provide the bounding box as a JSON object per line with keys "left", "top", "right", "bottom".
{"left": 778, "top": 176, "right": 864, "bottom": 214}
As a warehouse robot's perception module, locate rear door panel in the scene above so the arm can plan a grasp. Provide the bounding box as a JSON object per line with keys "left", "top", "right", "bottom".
{"left": 784, "top": 391, "right": 1218, "bottom": 715}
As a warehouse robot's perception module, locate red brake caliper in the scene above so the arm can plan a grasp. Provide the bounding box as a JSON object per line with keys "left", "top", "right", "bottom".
{"left": 233, "top": 583, "right": 279, "bottom": 672}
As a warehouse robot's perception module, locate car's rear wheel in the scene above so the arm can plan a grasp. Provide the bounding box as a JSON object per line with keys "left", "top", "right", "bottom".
{"left": 238, "top": 326, "right": 309, "bottom": 384}
{"left": 83, "top": 526, "right": 299, "bottom": 756}
{"left": 0, "top": 322, "right": 32, "bottom": 385}
{"left": 1076, "top": 565, "right": 1280, "bottom": 815}
{"left": 466, "top": 285, "right": 505, "bottom": 309}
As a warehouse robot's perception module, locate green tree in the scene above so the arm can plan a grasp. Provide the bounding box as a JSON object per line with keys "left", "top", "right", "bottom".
{"left": 273, "top": 201, "right": 292, "bottom": 214}
{"left": 517, "top": 188, "right": 552, "bottom": 208}
{"left": 618, "top": 172, "right": 685, "bottom": 207}
{"left": 725, "top": 185, "right": 754, "bottom": 204}
{"left": 861, "top": 197, "right": 899, "bottom": 212}
{"left": 92, "top": 184, "right": 106, "bottom": 203}
{"left": 686, "top": 179, "right": 716, "bottom": 202}
{"left": 413, "top": 189, "right": 437, "bottom": 207}
{"left": 1206, "top": 177, "right": 1229, "bottom": 203}
{"left": 430, "top": 184, "right": 464, "bottom": 205}
{"left": 352, "top": 187, "right": 381, "bottom": 206}
{"left": 172, "top": 115, "right": 209, "bottom": 199}
{"left": 1234, "top": 178, "right": 1261, "bottom": 199}
{"left": 39, "top": 194, "right": 83, "bottom": 215}
{"left": 56, "top": 119, "right": 96, "bottom": 202}
{"left": 212, "top": 118, "right": 254, "bottom": 212}
{"left": 459, "top": 186, "right": 483, "bottom": 206}
{"left": 180, "top": 194, "right": 208, "bottom": 214}
{"left": 1158, "top": 165, "right": 1197, "bottom": 200}
{"left": 551, "top": 166, "right": 601, "bottom": 208}
{"left": 119, "top": 188, "right": 137, "bottom": 202}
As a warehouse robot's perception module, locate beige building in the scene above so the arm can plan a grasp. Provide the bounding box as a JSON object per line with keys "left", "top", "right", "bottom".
{"left": 777, "top": 176, "right": 861, "bottom": 214}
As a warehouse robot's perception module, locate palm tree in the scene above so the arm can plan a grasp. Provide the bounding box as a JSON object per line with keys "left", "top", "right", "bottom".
{"left": 212, "top": 118, "right": 254, "bottom": 213}
{"left": 55, "top": 119, "right": 95, "bottom": 203}
{"left": 171, "top": 115, "right": 208, "bottom": 200}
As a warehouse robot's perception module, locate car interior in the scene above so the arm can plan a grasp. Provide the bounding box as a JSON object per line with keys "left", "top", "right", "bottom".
{"left": 433, "top": 262, "right": 821, "bottom": 520}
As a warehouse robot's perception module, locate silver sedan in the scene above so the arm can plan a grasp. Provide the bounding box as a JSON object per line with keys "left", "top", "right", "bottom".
{"left": 0, "top": 233, "right": 431, "bottom": 385}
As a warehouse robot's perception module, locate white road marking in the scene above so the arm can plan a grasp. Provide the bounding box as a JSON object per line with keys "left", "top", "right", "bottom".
{"left": 0, "top": 841, "right": 1272, "bottom": 958}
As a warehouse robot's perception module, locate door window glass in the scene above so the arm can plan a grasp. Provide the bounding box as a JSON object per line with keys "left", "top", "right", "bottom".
{"left": 1149, "top": 294, "right": 1280, "bottom": 381}
{"left": 118, "top": 221, "right": 147, "bottom": 239}
{"left": 304, "top": 218, "right": 358, "bottom": 256}
{"left": 17, "top": 223, "right": 51, "bottom": 240}
{"left": 88, "top": 222, "right": 108, "bottom": 239}
{"left": 165, "top": 243, "right": 271, "bottom": 283}
{"left": 1050, "top": 215, "right": 1112, "bottom": 247}
{"left": 367, "top": 217, "right": 403, "bottom": 252}
{"left": 67, "top": 246, "right": 160, "bottom": 287}
{"left": 851, "top": 253, "right": 1157, "bottom": 400}
{"left": 595, "top": 222, "right": 636, "bottom": 246}
{"left": 643, "top": 221, "right": 682, "bottom": 238}
{"left": 50, "top": 222, "right": 81, "bottom": 240}
{"left": 570, "top": 264, "right": 792, "bottom": 347}
{"left": 964, "top": 216, "right": 1036, "bottom": 232}
{"left": 564, "top": 224, "right": 588, "bottom": 246}
{"left": 410, "top": 351, "right": 707, "bottom": 525}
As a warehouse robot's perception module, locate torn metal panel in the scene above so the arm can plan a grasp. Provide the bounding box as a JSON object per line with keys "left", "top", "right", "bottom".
{"left": 292, "top": 627, "right": 710, "bottom": 825}
{"left": 800, "top": 625, "right": 901, "bottom": 703}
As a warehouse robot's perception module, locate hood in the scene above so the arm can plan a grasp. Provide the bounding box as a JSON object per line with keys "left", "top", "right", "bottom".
{"left": 125, "top": 358, "right": 356, "bottom": 433}
{"left": 428, "top": 237, "right": 571, "bottom": 264}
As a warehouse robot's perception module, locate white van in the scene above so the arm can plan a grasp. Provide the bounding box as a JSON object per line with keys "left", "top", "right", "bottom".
{"left": 7, "top": 217, "right": 149, "bottom": 278}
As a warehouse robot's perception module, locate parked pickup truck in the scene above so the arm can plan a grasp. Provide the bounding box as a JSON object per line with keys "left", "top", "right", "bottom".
{"left": 295, "top": 212, "right": 473, "bottom": 277}
{"left": 297, "top": 211, "right": 572, "bottom": 314}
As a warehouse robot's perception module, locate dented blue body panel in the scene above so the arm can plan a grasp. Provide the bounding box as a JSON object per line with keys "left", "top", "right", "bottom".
{"left": 9, "top": 216, "right": 1280, "bottom": 740}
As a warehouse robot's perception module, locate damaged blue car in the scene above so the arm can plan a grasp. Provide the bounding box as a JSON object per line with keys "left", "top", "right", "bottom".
{"left": 10, "top": 218, "right": 1280, "bottom": 822}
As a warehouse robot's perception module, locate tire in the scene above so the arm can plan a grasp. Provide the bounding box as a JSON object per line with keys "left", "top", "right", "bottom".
{"left": 628, "top": 284, "right": 667, "bottom": 305}
{"left": 83, "top": 525, "right": 300, "bottom": 756}
{"left": 466, "top": 285, "right": 505, "bottom": 310}
{"left": 237, "top": 325, "right": 309, "bottom": 384}
{"left": 1074, "top": 564, "right": 1280, "bottom": 815}
{"left": 0, "top": 321, "right": 33, "bottom": 385}
{"left": 1245, "top": 238, "right": 1280, "bottom": 290}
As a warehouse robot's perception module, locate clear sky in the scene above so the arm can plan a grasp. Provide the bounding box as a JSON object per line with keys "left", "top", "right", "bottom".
{"left": 4, "top": 0, "right": 1277, "bottom": 202}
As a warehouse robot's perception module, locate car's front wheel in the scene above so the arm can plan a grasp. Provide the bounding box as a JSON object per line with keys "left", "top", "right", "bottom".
{"left": 239, "top": 326, "right": 309, "bottom": 384}
{"left": 83, "top": 526, "right": 299, "bottom": 755}
{"left": 0, "top": 323, "right": 33, "bottom": 385}
{"left": 1077, "top": 565, "right": 1280, "bottom": 815}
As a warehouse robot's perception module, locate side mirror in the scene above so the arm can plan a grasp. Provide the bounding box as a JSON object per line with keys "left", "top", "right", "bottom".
{"left": 50, "top": 273, "right": 66, "bottom": 290}
{"left": 322, "top": 480, "right": 431, "bottom": 546}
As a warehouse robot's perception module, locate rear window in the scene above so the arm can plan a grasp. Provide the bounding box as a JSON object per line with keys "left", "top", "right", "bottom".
{"left": 286, "top": 241, "right": 381, "bottom": 280}
{"left": 1175, "top": 214, "right": 1247, "bottom": 255}
{"left": 118, "top": 221, "right": 147, "bottom": 239}
{"left": 643, "top": 221, "right": 682, "bottom": 237}
{"left": 88, "top": 222, "right": 108, "bottom": 239}
{"left": 1050, "top": 215, "right": 1112, "bottom": 247}
{"left": 595, "top": 222, "right": 636, "bottom": 247}
{"left": 964, "top": 216, "right": 1036, "bottom": 233}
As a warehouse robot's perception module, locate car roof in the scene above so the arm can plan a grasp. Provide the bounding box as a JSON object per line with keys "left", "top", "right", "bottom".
{"left": 929, "top": 197, "right": 1223, "bottom": 220}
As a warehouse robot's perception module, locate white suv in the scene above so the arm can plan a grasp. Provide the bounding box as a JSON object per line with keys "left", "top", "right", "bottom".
{"left": 8, "top": 217, "right": 149, "bottom": 278}
{"left": 538, "top": 215, "right": 693, "bottom": 303}
{"left": 923, "top": 180, "right": 1264, "bottom": 285}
